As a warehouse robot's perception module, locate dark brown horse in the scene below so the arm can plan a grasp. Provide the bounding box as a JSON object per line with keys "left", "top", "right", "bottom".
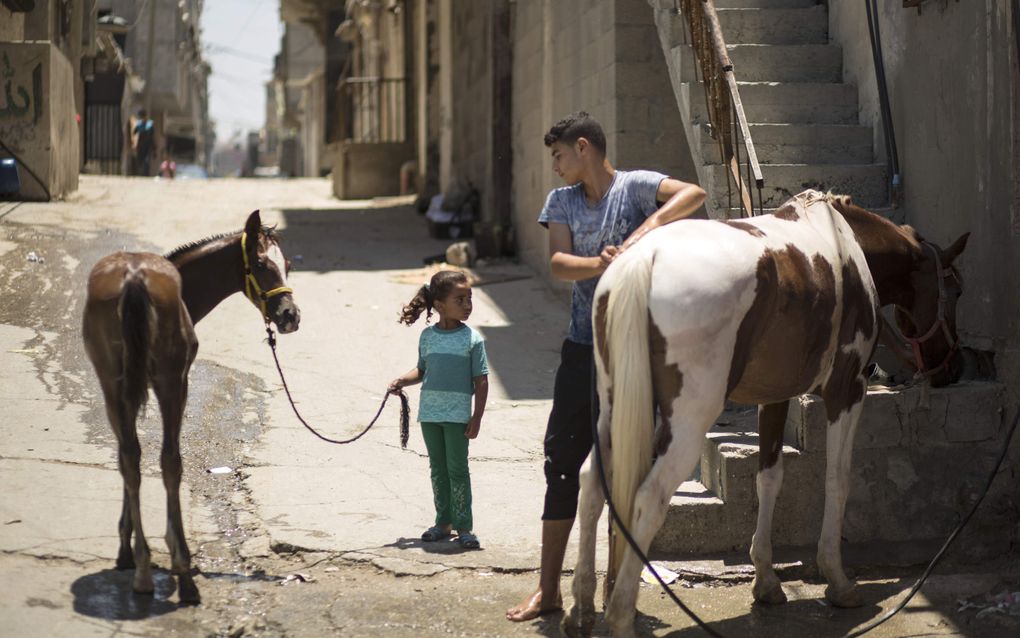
{"left": 564, "top": 191, "right": 968, "bottom": 637}
{"left": 82, "top": 210, "right": 299, "bottom": 604}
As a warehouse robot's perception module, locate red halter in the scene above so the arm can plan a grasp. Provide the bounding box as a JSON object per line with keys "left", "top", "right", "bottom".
{"left": 881, "top": 242, "right": 960, "bottom": 379}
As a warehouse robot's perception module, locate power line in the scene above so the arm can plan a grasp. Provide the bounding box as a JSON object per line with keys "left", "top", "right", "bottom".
{"left": 205, "top": 42, "right": 274, "bottom": 65}
{"left": 229, "top": 0, "right": 269, "bottom": 48}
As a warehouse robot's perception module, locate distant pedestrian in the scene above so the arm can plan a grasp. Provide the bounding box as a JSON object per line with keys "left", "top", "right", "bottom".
{"left": 160, "top": 152, "right": 177, "bottom": 180}
{"left": 132, "top": 110, "right": 155, "bottom": 176}
{"left": 388, "top": 270, "right": 489, "bottom": 550}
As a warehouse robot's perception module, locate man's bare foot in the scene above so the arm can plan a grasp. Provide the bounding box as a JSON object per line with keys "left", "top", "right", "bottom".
{"left": 506, "top": 588, "right": 562, "bottom": 622}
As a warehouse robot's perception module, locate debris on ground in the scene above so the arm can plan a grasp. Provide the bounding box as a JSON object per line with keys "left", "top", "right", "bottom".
{"left": 207, "top": 466, "right": 233, "bottom": 474}
{"left": 279, "top": 573, "right": 315, "bottom": 586}
{"left": 25, "top": 251, "right": 44, "bottom": 263}
{"left": 641, "top": 562, "right": 680, "bottom": 585}
{"left": 957, "top": 590, "right": 1020, "bottom": 618}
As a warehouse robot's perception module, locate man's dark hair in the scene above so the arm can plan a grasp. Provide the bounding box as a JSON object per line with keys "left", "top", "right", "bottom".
{"left": 138, "top": 109, "right": 148, "bottom": 118}
{"left": 544, "top": 111, "right": 606, "bottom": 155}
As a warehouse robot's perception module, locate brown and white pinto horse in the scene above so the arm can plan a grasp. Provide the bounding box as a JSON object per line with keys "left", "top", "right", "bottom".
{"left": 564, "top": 190, "right": 969, "bottom": 637}
{"left": 82, "top": 210, "right": 299, "bottom": 604}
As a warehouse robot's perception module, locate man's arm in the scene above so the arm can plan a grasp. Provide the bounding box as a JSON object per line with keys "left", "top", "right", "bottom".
{"left": 548, "top": 222, "right": 612, "bottom": 282}
{"left": 620, "top": 178, "right": 706, "bottom": 251}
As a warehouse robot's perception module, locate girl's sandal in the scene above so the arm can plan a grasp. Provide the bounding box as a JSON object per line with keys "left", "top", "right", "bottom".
{"left": 458, "top": 532, "right": 480, "bottom": 549}
{"left": 421, "top": 526, "right": 451, "bottom": 542}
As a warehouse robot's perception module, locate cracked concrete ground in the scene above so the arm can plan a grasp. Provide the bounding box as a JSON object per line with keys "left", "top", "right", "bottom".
{"left": 1, "top": 176, "right": 1018, "bottom": 637}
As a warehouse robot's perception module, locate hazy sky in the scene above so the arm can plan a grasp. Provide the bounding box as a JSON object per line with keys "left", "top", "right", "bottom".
{"left": 202, "top": 0, "right": 282, "bottom": 146}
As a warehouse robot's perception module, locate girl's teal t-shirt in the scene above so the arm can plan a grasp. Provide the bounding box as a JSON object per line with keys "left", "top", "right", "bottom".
{"left": 416, "top": 324, "right": 488, "bottom": 424}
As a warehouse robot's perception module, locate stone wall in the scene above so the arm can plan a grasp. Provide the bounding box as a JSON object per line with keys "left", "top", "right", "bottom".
{"left": 828, "top": 2, "right": 1020, "bottom": 411}
{"left": 0, "top": 43, "right": 80, "bottom": 200}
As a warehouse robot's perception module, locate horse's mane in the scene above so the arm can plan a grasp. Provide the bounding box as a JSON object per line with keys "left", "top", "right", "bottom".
{"left": 824, "top": 192, "right": 922, "bottom": 248}
{"left": 163, "top": 225, "right": 277, "bottom": 262}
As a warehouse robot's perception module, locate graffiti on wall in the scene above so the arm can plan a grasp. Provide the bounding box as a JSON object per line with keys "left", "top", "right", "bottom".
{"left": 0, "top": 51, "right": 44, "bottom": 152}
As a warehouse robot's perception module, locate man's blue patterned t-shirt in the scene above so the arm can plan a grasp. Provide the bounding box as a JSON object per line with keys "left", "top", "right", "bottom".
{"left": 538, "top": 169, "right": 666, "bottom": 345}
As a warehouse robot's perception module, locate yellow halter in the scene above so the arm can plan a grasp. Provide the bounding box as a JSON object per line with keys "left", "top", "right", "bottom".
{"left": 241, "top": 231, "right": 293, "bottom": 322}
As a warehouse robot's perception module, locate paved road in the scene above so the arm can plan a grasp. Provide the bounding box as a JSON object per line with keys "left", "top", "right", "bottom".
{"left": 0, "top": 176, "right": 1016, "bottom": 637}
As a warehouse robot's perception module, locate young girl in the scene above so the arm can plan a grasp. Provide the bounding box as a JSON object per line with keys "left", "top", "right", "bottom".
{"left": 389, "top": 270, "right": 488, "bottom": 549}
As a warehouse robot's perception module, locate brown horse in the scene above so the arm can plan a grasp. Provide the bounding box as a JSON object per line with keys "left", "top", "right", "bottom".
{"left": 564, "top": 190, "right": 969, "bottom": 637}
{"left": 82, "top": 210, "right": 299, "bottom": 604}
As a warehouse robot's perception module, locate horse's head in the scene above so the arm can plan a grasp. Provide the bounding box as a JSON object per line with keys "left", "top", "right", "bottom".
{"left": 894, "top": 232, "right": 969, "bottom": 387}
{"left": 242, "top": 210, "right": 301, "bottom": 334}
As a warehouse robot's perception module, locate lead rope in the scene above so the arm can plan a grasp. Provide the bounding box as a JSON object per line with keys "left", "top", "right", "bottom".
{"left": 264, "top": 323, "right": 410, "bottom": 447}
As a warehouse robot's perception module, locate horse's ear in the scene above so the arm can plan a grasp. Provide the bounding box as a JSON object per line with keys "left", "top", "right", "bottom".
{"left": 244, "top": 210, "right": 262, "bottom": 239}
{"left": 944, "top": 232, "right": 970, "bottom": 264}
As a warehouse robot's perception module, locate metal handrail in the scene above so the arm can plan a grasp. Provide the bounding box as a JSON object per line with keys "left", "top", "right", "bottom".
{"left": 677, "top": 0, "right": 764, "bottom": 217}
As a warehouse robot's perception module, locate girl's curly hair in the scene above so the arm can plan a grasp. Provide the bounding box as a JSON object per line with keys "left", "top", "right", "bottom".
{"left": 399, "top": 270, "right": 469, "bottom": 325}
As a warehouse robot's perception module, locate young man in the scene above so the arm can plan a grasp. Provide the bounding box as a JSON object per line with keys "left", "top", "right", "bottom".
{"left": 506, "top": 112, "right": 706, "bottom": 622}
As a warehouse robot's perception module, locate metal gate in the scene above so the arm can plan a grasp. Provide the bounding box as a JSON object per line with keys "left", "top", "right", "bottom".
{"left": 85, "top": 104, "right": 123, "bottom": 175}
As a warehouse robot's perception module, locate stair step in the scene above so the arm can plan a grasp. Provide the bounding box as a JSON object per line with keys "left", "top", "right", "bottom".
{"left": 729, "top": 44, "right": 842, "bottom": 82}
{"left": 715, "top": 0, "right": 822, "bottom": 7}
{"left": 697, "top": 122, "right": 873, "bottom": 164}
{"left": 706, "top": 162, "right": 889, "bottom": 209}
{"left": 674, "top": 44, "right": 843, "bottom": 83}
{"left": 717, "top": 6, "right": 828, "bottom": 45}
{"left": 786, "top": 381, "right": 1007, "bottom": 453}
{"left": 700, "top": 429, "right": 801, "bottom": 504}
{"left": 688, "top": 81, "right": 859, "bottom": 125}
{"left": 653, "top": 481, "right": 752, "bottom": 555}
{"left": 651, "top": 0, "right": 820, "bottom": 10}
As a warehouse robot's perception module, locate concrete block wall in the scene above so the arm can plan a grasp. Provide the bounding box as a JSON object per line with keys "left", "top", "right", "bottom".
{"left": 450, "top": 0, "right": 495, "bottom": 218}
{"left": 655, "top": 381, "right": 1015, "bottom": 557}
{"left": 0, "top": 6, "right": 25, "bottom": 40}
{"left": 510, "top": 0, "right": 697, "bottom": 278}
{"left": 827, "top": 1, "right": 1020, "bottom": 415}
{"left": 0, "top": 43, "right": 80, "bottom": 201}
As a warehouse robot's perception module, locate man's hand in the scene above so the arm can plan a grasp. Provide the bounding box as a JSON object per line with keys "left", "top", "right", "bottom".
{"left": 599, "top": 245, "right": 620, "bottom": 269}
{"left": 465, "top": 415, "right": 482, "bottom": 439}
{"left": 387, "top": 379, "right": 403, "bottom": 394}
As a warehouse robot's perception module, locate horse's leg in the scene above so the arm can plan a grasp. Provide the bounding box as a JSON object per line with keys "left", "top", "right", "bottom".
{"left": 563, "top": 411, "right": 611, "bottom": 638}
{"left": 100, "top": 382, "right": 136, "bottom": 571}
{"left": 154, "top": 334, "right": 200, "bottom": 605}
{"left": 604, "top": 407, "right": 713, "bottom": 638}
{"left": 116, "top": 403, "right": 152, "bottom": 594}
{"left": 116, "top": 486, "right": 135, "bottom": 569}
{"left": 750, "top": 400, "right": 790, "bottom": 605}
{"left": 816, "top": 391, "right": 866, "bottom": 608}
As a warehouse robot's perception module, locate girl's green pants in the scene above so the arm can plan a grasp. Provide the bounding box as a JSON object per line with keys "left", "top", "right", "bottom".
{"left": 421, "top": 421, "right": 472, "bottom": 531}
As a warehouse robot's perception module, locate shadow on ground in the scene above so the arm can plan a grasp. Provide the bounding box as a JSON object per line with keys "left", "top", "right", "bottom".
{"left": 71, "top": 568, "right": 180, "bottom": 620}
{"left": 279, "top": 205, "right": 449, "bottom": 273}
{"left": 279, "top": 203, "right": 563, "bottom": 402}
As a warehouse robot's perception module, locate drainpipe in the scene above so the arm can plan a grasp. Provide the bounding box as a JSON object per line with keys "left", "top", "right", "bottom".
{"left": 865, "top": 0, "right": 902, "bottom": 207}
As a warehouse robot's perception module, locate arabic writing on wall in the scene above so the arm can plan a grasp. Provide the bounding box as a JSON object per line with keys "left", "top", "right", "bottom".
{"left": 0, "top": 51, "right": 43, "bottom": 151}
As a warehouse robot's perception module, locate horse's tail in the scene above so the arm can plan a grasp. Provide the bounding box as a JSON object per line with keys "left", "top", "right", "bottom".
{"left": 118, "top": 269, "right": 152, "bottom": 416}
{"left": 602, "top": 248, "right": 655, "bottom": 579}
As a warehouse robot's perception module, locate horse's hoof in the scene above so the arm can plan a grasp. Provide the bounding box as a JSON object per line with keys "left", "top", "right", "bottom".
{"left": 561, "top": 610, "right": 594, "bottom": 638}
{"left": 132, "top": 573, "right": 154, "bottom": 595}
{"left": 752, "top": 581, "right": 788, "bottom": 605}
{"left": 825, "top": 583, "right": 863, "bottom": 608}
{"left": 115, "top": 555, "right": 136, "bottom": 571}
{"left": 178, "top": 575, "right": 201, "bottom": 606}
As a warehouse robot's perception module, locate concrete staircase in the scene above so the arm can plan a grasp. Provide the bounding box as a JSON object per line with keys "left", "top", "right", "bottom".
{"left": 650, "top": 0, "right": 890, "bottom": 217}
{"left": 645, "top": 0, "right": 1012, "bottom": 557}
{"left": 651, "top": 381, "right": 1010, "bottom": 556}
